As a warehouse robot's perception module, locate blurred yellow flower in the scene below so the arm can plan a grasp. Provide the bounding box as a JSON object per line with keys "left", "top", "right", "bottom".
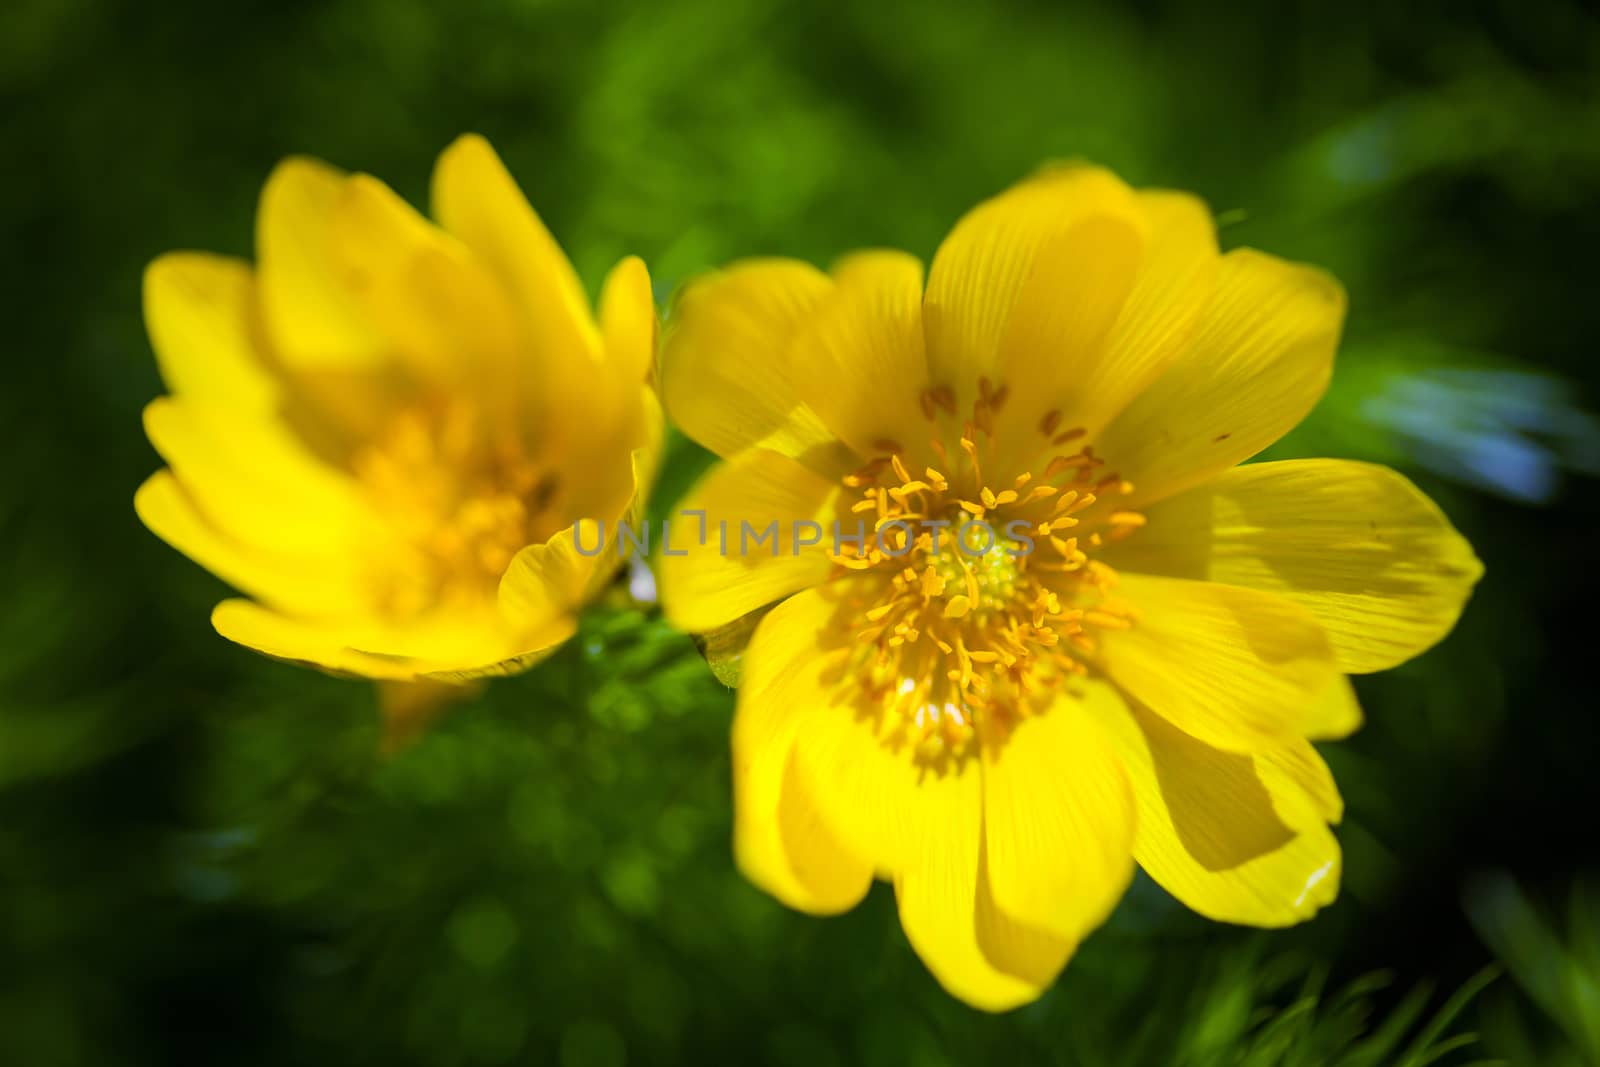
{"left": 658, "top": 166, "right": 1481, "bottom": 1010}
{"left": 137, "top": 135, "right": 660, "bottom": 695}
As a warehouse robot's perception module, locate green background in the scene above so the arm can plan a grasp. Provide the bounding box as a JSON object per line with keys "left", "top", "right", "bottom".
{"left": 4, "top": 0, "right": 1599, "bottom": 1063}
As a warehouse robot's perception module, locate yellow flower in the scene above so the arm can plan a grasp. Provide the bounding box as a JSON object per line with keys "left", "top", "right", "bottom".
{"left": 137, "top": 135, "right": 660, "bottom": 690}
{"left": 657, "top": 166, "right": 1481, "bottom": 1010}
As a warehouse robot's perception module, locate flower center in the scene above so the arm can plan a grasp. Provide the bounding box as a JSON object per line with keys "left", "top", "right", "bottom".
{"left": 827, "top": 380, "right": 1146, "bottom": 762}
{"left": 928, "top": 532, "right": 1022, "bottom": 619}
{"left": 353, "top": 401, "right": 560, "bottom": 618}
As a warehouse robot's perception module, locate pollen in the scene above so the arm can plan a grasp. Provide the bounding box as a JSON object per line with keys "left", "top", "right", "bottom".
{"left": 354, "top": 401, "right": 558, "bottom": 618}
{"left": 827, "top": 398, "right": 1144, "bottom": 761}
{"left": 929, "top": 535, "right": 1020, "bottom": 617}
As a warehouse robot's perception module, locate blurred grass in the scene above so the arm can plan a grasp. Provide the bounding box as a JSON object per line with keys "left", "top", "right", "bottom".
{"left": 2, "top": 0, "right": 1599, "bottom": 1063}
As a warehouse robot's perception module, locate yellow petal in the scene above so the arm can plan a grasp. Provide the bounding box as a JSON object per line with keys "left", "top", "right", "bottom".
{"left": 497, "top": 522, "right": 602, "bottom": 631}
{"left": 766, "top": 595, "right": 1076, "bottom": 1008}
{"left": 566, "top": 255, "right": 658, "bottom": 491}
{"left": 135, "top": 471, "right": 363, "bottom": 617}
{"left": 566, "top": 385, "right": 664, "bottom": 585}
{"left": 657, "top": 448, "right": 841, "bottom": 633}
{"left": 923, "top": 165, "right": 1140, "bottom": 413}
{"left": 980, "top": 693, "right": 1137, "bottom": 944}
{"left": 1095, "top": 249, "right": 1346, "bottom": 507}
{"left": 553, "top": 383, "right": 661, "bottom": 546}
{"left": 1084, "top": 686, "right": 1342, "bottom": 927}
{"left": 142, "top": 254, "right": 277, "bottom": 410}
{"left": 209, "top": 599, "right": 421, "bottom": 680}
{"left": 970, "top": 858, "right": 1079, "bottom": 1006}
{"left": 784, "top": 673, "right": 925, "bottom": 880}
{"left": 771, "top": 607, "right": 986, "bottom": 891}
{"left": 430, "top": 135, "right": 627, "bottom": 457}
{"left": 498, "top": 395, "right": 657, "bottom": 632}
{"left": 1103, "top": 459, "right": 1483, "bottom": 673}
{"left": 598, "top": 254, "right": 656, "bottom": 389}
{"left": 733, "top": 587, "right": 874, "bottom": 913}
{"left": 661, "top": 258, "right": 848, "bottom": 470}
{"left": 790, "top": 250, "right": 930, "bottom": 460}
{"left": 992, "top": 210, "right": 1146, "bottom": 464}
{"left": 615, "top": 385, "right": 666, "bottom": 537}
{"left": 421, "top": 623, "right": 578, "bottom": 683}
{"left": 891, "top": 743, "right": 1062, "bottom": 1011}
{"left": 1097, "top": 573, "right": 1338, "bottom": 751}
{"left": 140, "top": 256, "right": 386, "bottom": 610}
{"left": 210, "top": 595, "right": 575, "bottom": 684}
{"left": 430, "top": 134, "right": 600, "bottom": 366}
{"left": 329, "top": 174, "right": 524, "bottom": 394}
{"left": 142, "top": 398, "right": 372, "bottom": 558}
{"left": 1072, "top": 191, "right": 1220, "bottom": 432}
{"left": 1262, "top": 734, "right": 1344, "bottom": 826}
{"left": 256, "top": 157, "right": 384, "bottom": 369}
{"left": 1305, "top": 675, "right": 1363, "bottom": 741}
{"left": 774, "top": 743, "right": 879, "bottom": 913}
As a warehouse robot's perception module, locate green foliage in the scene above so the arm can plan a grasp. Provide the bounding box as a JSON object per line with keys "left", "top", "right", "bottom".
{"left": 1468, "top": 874, "right": 1600, "bottom": 1065}
{"left": 3, "top": 0, "right": 1599, "bottom": 1063}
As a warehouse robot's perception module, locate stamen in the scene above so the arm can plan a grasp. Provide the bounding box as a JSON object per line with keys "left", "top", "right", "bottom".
{"left": 825, "top": 421, "right": 1151, "bottom": 760}
{"left": 959, "top": 435, "right": 982, "bottom": 485}
{"left": 1022, "top": 484, "right": 1057, "bottom": 504}
{"left": 358, "top": 402, "right": 554, "bottom": 619}
{"left": 1095, "top": 472, "right": 1126, "bottom": 491}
